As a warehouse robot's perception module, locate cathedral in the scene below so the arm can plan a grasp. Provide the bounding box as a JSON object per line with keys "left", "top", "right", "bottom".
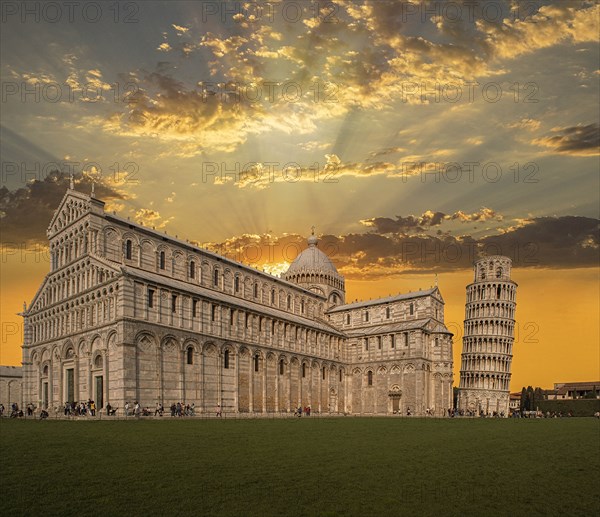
{"left": 20, "top": 187, "right": 454, "bottom": 416}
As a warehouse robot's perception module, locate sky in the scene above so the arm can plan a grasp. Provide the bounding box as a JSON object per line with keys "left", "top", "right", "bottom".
{"left": 1, "top": 0, "right": 599, "bottom": 390}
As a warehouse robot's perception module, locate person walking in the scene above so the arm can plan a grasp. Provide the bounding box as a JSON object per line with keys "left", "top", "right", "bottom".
{"left": 216, "top": 403, "right": 222, "bottom": 417}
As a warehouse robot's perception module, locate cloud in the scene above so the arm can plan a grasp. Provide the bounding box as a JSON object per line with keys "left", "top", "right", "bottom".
{"left": 532, "top": 123, "right": 600, "bottom": 156}
{"left": 203, "top": 213, "right": 599, "bottom": 279}
{"left": 0, "top": 171, "right": 127, "bottom": 248}
{"left": 134, "top": 208, "right": 173, "bottom": 229}
{"left": 360, "top": 208, "right": 501, "bottom": 235}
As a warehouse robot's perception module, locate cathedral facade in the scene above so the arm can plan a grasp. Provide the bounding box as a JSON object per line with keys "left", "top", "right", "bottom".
{"left": 20, "top": 188, "right": 453, "bottom": 416}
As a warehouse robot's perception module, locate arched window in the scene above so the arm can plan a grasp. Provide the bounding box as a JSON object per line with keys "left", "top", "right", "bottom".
{"left": 159, "top": 251, "right": 165, "bottom": 270}
{"left": 301, "top": 300, "right": 305, "bottom": 313}
{"left": 253, "top": 283, "right": 258, "bottom": 298}
{"left": 224, "top": 350, "right": 230, "bottom": 369}
{"left": 322, "top": 366, "right": 326, "bottom": 380}
{"left": 43, "top": 365, "right": 49, "bottom": 375}
{"left": 367, "top": 371, "right": 373, "bottom": 386}
{"left": 125, "top": 239, "right": 132, "bottom": 260}
{"left": 497, "top": 286, "right": 501, "bottom": 299}
{"left": 302, "top": 363, "right": 306, "bottom": 378}
{"left": 279, "top": 359, "right": 284, "bottom": 375}
{"left": 213, "top": 269, "right": 219, "bottom": 287}
{"left": 364, "top": 311, "right": 369, "bottom": 322}
{"left": 254, "top": 355, "right": 259, "bottom": 372}
{"left": 234, "top": 276, "right": 240, "bottom": 292}
{"left": 271, "top": 289, "right": 276, "bottom": 304}
{"left": 189, "top": 261, "right": 196, "bottom": 279}
{"left": 496, "top": 267, "right": 503, "bottom": 278}
{"left": 339, "top": 370, "right": 342, "bottom": 382}
{"left": 386, "top": 306, "right": 391, "bottom": 319}
{"left": 346, "top": 314, "right": 350, "bottom": 324}
{"left": 409, "top": 303, "right": 414, "bottom": 315}
{"left": 187, "top": 347, "right": 194, "bottom": 365}
{"left": 287, "top": 295, "right": 291, "bottom": 309}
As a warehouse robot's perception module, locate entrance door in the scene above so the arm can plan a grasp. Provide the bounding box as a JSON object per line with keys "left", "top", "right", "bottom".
{"left": 95, "top": 376, "right": 104, "bottom": 409}
{"left": 66, "top": 368, "right": 74, "bottom": 404}
{"left": 43, "top": 382, "right": 49, "bottom": 409}
{"left": 392, "top": 397, "right": 400, "bottom": 413}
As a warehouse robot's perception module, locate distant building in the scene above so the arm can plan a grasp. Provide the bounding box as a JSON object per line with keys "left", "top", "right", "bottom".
{"left": 544, "top": 382, "right": 600, "bottom": 400}
{"left": 509, "top": 392, "right": 521, "bottom": 412}
{"left": 0, "top": 366, "right": 23, "bottom": 409}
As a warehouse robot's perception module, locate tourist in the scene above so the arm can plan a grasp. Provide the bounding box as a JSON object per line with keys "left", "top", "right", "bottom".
{"left": 106, "top": 403, "right": 112, "bottom": 416}
{"left": 298, "top": 406, "right": 303, "bottom": 417}
{"left": 40, "top": 409, "right": 49, "bottom": 420}
{"left": 125, "top": 401, "right": 130, "bottom": 417}
{"left": 170, "top": 403, "right": 176, "bottom": 417}
{"left": 216, "top": 403, "right": 222, "bottom": 417}
{"left": 134, "top": 401, "right": 140, "bottom": 417}
{"left": 406, "top": 407, "right": 411, "bottom": 416}
{"left": 155, "top": 403, "right": 163, "bottom": 416}
{"left": 90, "top": 400, "right": 96, "bottom": 416}
{"left": 190, "top": 403, "right": 195, "bottom": 416}
{"left": 0, "top": 403, "right": 4, "bottom": 417}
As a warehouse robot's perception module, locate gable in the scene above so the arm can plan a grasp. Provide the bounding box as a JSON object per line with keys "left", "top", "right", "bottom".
{"left": 47, "top": 189, "right": 92, "bottom": 237}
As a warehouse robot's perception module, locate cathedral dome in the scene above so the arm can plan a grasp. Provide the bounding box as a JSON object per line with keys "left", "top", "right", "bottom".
{"left": 286, "top": 233, "right": 338, "bottom": 276}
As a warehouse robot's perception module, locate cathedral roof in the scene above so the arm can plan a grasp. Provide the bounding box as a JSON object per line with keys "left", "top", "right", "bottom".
{"left": 285, "top": 233, "right": 339, "bottom": 276}
{"left": 327, "top": 288, "right": 440, "bottom": 313}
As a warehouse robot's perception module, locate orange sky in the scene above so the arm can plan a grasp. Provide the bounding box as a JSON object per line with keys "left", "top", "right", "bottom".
{"left": 2, "top": 247, "right": 598, "bottom": 390}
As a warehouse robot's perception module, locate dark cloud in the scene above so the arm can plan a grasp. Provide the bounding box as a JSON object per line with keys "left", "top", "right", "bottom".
{"left": 0, "top": 171, "right": 126, "bottom": 248}
{"left": 533, "top": 123, "right": 600, "bottom": 156}
{"left": 361, "top": 208, "right": 499, "bottom": 235}
{"left": 207, "top": 215, "right": 599, "bottom": 279}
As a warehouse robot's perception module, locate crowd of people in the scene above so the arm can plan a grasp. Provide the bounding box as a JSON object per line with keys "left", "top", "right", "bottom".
{"left": 63, "top": 400, "right": 99, "bottom": 416}
{"left": 294, "top": 405, "right": 312, "bottom": 417}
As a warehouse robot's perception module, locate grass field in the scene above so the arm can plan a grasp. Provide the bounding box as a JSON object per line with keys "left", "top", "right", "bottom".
{"left": 1, "top": 417, "right": 598, "bottom": 516}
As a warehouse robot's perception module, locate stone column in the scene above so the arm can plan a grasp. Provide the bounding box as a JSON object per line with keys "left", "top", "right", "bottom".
{"left": 262, "top": 357, "right": 267, "bottom": 413}
{"left": 103, "top": 352, "right": 109, "bottom": 408}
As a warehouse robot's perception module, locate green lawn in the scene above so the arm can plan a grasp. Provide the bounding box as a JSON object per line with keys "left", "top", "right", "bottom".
{"left": 1, "top": 417, "right": 598, "bottom": 516}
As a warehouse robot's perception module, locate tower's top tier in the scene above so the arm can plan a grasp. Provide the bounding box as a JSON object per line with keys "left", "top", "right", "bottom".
{"left": 474, "top": 255, "right": 512, "bottom": 282}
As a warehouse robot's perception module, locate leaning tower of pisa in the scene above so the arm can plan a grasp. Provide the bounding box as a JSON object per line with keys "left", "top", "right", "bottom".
{"left": 457, "top": 256, "right": 517, "bottom": 416}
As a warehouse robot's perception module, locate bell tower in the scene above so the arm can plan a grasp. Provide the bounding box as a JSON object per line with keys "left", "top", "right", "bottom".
{"left": 456, "top": 256, "right": 518, "bottom": 416}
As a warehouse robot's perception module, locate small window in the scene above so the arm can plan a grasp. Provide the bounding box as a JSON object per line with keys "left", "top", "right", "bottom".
{"left": 301, "top": 300, "right": 305, "bottom": 314}
{"left": 159, "top": 251, "right": 165, "bottom": 270}
{"left": 253, "top": 284, "right": 258, "bottom": 298}
{"left": 346, "top": 314, "right": 350, "bottom": 325}
{"left": 43, "top": 365, "right": 49, "bottom": 375}
{"left": 187, "top": 347, "right": 193, "bottom": 365}
{"left": 386, "top": 307, "right": 391, "bottom": 319}
{"left": 259, "top": 317, "right": 263, "bottom": 332}
{"left": 377, "top": 336, "right": 382, "bottom": 349}
{"left": 367, "top": 371, "right": 373, "bottom": 386}
{"left": 189, "top": 261, "right": 196, "bottom": 279}
{"left": 125, "top": 239, "right": 132, "bottom": 260}
{"left": 254, "top": 355, "right": 259, "bottom": 372}
{"left": 435, "top": 338, "right": 439, "bottom": 347}
{"left": 287, "top": 295, "right": 291, "bottom": 309}
{"left": 192, "top": 299, "right": 198, "bottom": 317}
{"left": 365, "top": 338, "right": 369, "bottom": 351}
{"left": 322, "top": 366, "right": 326, "bottom": 380}
{"left": 245, "top": 313, "right": 250, "bottom": 328}
{"left": 404, "top": 333, "right": 409, "bottom": 346}
{"left": 279, "top": 359, "right": 284, "bottom": 375}
{"left": 234, "top": 276, "right": 240, "bottom": 292}
{"left": 339, "top": 370, "right": 342, "bottom": 382}
{"left": 271, "top": 320, "right": 276, "bottom": 334}
{"left": 224, "top": 350, "right": 230, "bottom": 369}
{"left": 391, "top": 334, "right": 395, "bottom": 348}
{"left": 211, "top": 305, "right": 217, "bottom": 321}
{"left": 409, "top": 303, "right": 414, "bottom": 315}
{"left": 302, "top": 363, "right": 306, "bottom": 378}
{"left": 497, "top": 286, "right": 501, "bottom": 299}
{"left": 213, "top": 269, "right": 219, "bottom": 287}
{"left": 148, "top": 288, "right": 155, "bottom": 308}
{"left": 171, "top": 294, "right": 177, "bottom": 313}
{"left": 271, "top": 289, "right": 275, "bottom": 304}
{"left": 364, "top": 311, "right": 369, "bottom": 322}
{"left": 496, "top": 267, "right": 503, "bottom": 278}
{"left": 230, "top": 310, "right": 235, "bottom": 325}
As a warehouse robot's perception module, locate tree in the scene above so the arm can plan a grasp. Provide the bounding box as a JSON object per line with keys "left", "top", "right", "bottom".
{"left": 520, "top": 387, "right": 527, "bottom": 413}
